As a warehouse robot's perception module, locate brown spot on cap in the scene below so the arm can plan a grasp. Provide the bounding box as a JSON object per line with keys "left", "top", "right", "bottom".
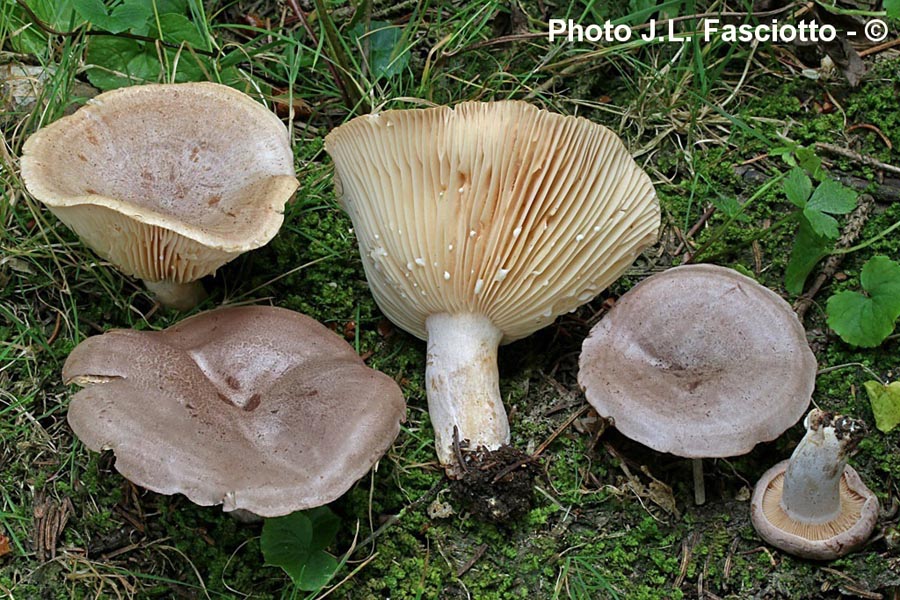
{"left": 62, "top": 306, "right": 406, "bottom": 517}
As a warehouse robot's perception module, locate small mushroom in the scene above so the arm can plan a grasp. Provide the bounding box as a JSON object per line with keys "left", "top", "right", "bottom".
{"left": 21, "top": 82, "right": 299, "bottom": 310}
{"left": 751, "top": 409, "right": 879, "bottom": 560}
{"left": 578, "top": 264, "right": 817, "bottom": 503}
{"left": 325, "top": 101, "right": 660, "bottom": 470}
{"left": 63, "top": 306, "right": 406, "bottom": 517}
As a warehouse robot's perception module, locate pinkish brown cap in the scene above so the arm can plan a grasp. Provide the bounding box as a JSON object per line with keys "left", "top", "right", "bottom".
{"left": 578, "top": 264, "right": 817, "bottom": 458}
{"left": 63, "top": 306, "right": 406, "bottom": 517}
{"left": 21, "top": 82, "right": 299, "bottom": 308}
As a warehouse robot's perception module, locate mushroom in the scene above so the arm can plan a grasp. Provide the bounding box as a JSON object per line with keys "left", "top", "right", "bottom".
{"left": 578, "top": 264, "right": 817, "bottom": 504}
{"left": 20, "top": 82, "right": 299, "bottom": 310}
{"left": 751, "top": 409, "right": 879, "bottom": 560}
{"left": 63, "top": 306, "right": 406, "bottom": 517}
{"left": 325, "top": 101, "right": 660, "bottom": 470}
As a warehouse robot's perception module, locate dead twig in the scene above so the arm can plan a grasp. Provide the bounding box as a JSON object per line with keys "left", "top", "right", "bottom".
{"left": 859, "top": 37, "right": 900, "bottom": 58}
{"left": 673, "top": 204, "right": 717, "bottom": 258}
{"left": 455, "top": 543, "right": 488, "bottom": 577}
{"left": 847, "top": 124, "right": 893, "bottom": 150}
{"left": 816, "top": 142, "right": 900, "bottom": 176}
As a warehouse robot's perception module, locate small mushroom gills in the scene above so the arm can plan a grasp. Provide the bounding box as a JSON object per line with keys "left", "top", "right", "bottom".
{"left": 20, "top": 82, "right": 299, "bottom": 310}
{"left": 325, "top": 101, "right": 660, "bottom": 471}
{"left": 751, "top": 409, "right": 879, "bottom": 560}
{"left": 578, "top": 264, "right": 818, "bottom": 504}
{"left": 62, "top": 306, "right": 406, "bottom": 517}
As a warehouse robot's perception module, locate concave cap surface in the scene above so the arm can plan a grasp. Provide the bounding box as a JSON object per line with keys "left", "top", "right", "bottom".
{"left": 578, "top": 264, "right": 817, "bottom": 458}
{"left": 21, "top": 82, "right": 299, "bottom": 284}
{"left": 63, "top": 306, "right": 406, "bottom": 517}
{"left": 751, "top": 460, "right": 879, "bottom": 560}
{"left": 325, "top": 101, "right": 660, "bottom": 343}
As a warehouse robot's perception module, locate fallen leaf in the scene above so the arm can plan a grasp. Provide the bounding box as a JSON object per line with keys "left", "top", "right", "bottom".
{"left": 864, "top": 380, "right": 900, "bottom": 433}
{"left": 0, "top": 533, "right": 10, "bottom": 557}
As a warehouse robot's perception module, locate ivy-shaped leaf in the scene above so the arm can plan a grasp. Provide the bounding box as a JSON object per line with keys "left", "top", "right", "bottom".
{"left": 826, "top": 256, "right": 900, "bottom": 347}
{"left": 261, "top": 507, "right": 341, "bottom": 592}
{"left": 84, "top": 37, "right": 161, "bottom": 90}
{"left": 863, "top": 380, "right": 900, "bottom": 433}
{"left": 783, "top": 169, "right": 857, "bottom": 294}
{"left": 783, "top": 168, "right": 812, "bottom": 208}
{"left": 73, "top": 0, "right": 152, "bottom": 34}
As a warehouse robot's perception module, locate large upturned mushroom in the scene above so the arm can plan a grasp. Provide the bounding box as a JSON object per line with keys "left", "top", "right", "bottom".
{"left": 21, "top": 82, "right": 299, "bottom": 310}
{"left": 325, "top": 101, "right": 660, "bottom": 470}
{"left": 579, "top": 264, "right": 818, "bottom": 503}
{"left": 63, "top": 306, "right": 406, "bottom": 517}
{"left": 751, "top": 409, "right": 879, "bottom": 560}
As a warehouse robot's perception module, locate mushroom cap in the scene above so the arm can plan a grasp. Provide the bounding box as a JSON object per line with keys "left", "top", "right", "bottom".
{"left": 325, "top": 101, "right": 659, "bottom": 343}
{"left": 578, "top": 264, "right": 817, "bottom": 458}
{"left": 21, "top": 82, "right": 299, "bottom": 283}
{"left": 750, "top": 460, "right": 879, "bottom": 560}
{"left": 63, "top": 306, "right": 406, "bottom": 517}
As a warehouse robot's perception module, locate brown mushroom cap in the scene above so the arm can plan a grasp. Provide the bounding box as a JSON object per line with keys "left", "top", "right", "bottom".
{"left": 63, "top": 306, "right": 406, "bottom": 517}
{"left": 751, "top": 460, "right": 879, "bottom": 560}
{"left": 21, "top": 82, "right": 299, "bottom": 285}
{"left": 325, "top": 101, "right": 660, "bottom": 344}
{"left": 578, "top": 264, "right": 817, "bottom": 458}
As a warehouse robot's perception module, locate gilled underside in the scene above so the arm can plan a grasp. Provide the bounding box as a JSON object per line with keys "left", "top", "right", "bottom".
{"left": 761, "top": 472, "right": 867, "bottom": 541}
{"left": 326, "top": 101, "right": 660, "bottom": 343}
{"left": 21, "top": 83, "right": 299, "bottom": 284}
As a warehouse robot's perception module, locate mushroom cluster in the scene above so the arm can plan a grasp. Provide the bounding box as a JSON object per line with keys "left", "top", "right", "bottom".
{"left": 326, "top": 101, "right": 660, "bottom": 471}
{"left": 24, "top": 83, "right": 882, "bottom": 566}
{"left": 21, "top": 82, "right": 299, "bottom": 309}
{"left": 65, "top": 306, "right": 406, "bottom": 517}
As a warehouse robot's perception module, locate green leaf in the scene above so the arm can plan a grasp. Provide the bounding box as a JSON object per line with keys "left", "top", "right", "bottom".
{"left": 299, "top": 552, "right": 339, "bottom": 591}
{"left": 74, "top": 0, "right": 152, "bottom": 33}
{"left": 85, "top": 37, "right": 161, "bottom": 90}
{"left": 307, "top": 507, "right": 341, "bottom": 551}
{"left": 864, "top": 380, "right": 900, "bottom": 433}
{"left": 350, "top": 20, "right": 410, "bottom": 79}
{"left": 154, "top": 0, "right": 188, "bottom": 13}
{"left": 885, "top": 0, "right": 900, "bottom": 19}
{"left": 785, "top": 218, "right": 831, "bottom": 295}
{"left": 826, "top": 256, "right": 900, "bottom": 347}
{"left": 802, "top": 207, "right": 840, "bottom": 239}
{"left": 710, "top": 195, "right": 749, "bottom": 222}
{"left": 793, "top": 178, "right": 857, "bottom": 239}
{"left": 795, "top": 146, "right": 824, "bottom": 180}
{"left": 860, "top": 255, "right": 900, "bottom": 318}
{"left": 783, "top": 168, "right": 812, "bottom": 208}
{"left": 261, "top": 508, "right": 340, "bottom": 592}
{"left": 807, "top": 179, "right": 857, "bottom": 215}
{"left": 73, "top": 0, "right": 114, "bottom": 29}
{"left": 110, "top": 0, "right": 153, "bottom": 34}
{"left": 826, "top": 290, "right": 896, "bottom": 347}
{"left": 10, "top": 0, "right": 78, "bottom": 54}
{"left": 156, "top": 13, "right": 208, "bottom": 48}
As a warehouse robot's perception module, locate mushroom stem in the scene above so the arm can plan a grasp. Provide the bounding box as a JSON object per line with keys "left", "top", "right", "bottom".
{"left": 425, "top": 312, "right": 509, "bottom": 472}
{"left": 692, "top": 458, "right": 706, "bottom": 505}
{"left": 143, "top": 279, "right": 207, "bottom": 311}
{"left": 780, "top": 409, "right": 866, "bottom": 524}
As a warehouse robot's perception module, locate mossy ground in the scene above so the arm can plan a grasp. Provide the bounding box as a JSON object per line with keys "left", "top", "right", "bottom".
{"left": 1, "top": 0, "right": 899, "bottom": 598}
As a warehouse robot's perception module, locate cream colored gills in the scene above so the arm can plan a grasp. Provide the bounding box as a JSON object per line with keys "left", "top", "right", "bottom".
{"left": 326, "top": 101, "right": 660, "bottom": 470}
{"left": 20, "top": 82, "right": 299, "bottom": 310}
